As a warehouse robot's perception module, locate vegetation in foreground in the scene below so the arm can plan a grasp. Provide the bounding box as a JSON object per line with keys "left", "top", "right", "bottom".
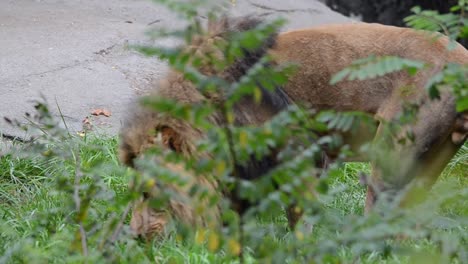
{"left": 1, "top": 0, "right": 467, "bottom": 263}
{"left": 0, "top": 135, "right": 466, "bottom": 263}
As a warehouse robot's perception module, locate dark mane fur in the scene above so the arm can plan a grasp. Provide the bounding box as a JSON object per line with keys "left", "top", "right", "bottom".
{"left": 219, "top": 16, "right": 291, "bottom": 117}
{"left": 222, "top": 16, "right": 277, "bottom": 81}
{"left": 206, "top": 16, "right": 291, "bottom": 213}
{"left": 223, "top": 17, "right": 289, "bottom": 173}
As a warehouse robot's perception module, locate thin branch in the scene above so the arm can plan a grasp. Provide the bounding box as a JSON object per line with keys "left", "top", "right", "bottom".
{"left": 73, "top": 152, "right": 88, "bottom": 257}
{"left": 55, "top": 97, "right": 71, "bottom": 137}
{"left": 109, "top": 203, "right": 132, "bottom": 244}
{"left": 219, "top": 103, "right": 245, "bottom": 263}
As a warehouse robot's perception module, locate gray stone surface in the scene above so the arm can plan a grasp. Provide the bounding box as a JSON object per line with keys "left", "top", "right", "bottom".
{"left": 0, "top": 0, "right": 351, "bottom": 140}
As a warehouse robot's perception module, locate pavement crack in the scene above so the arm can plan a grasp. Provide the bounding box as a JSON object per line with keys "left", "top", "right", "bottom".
{"left": 147, "top": 19, "right": 162, "bottom": 26}
{"left": 0, "top": 60, "right": 92, "bottom": 86}
{"left": 0, "top": 132, "right": 32, "bottom": 143}
{"left": 248, "top": 1, "right": 320, "bottom": 14}
{"left": 94, "top": 44, "right": 117, "bottom": 56}
{"left": 24, "top": 60, "right": 89, "bottom": 78}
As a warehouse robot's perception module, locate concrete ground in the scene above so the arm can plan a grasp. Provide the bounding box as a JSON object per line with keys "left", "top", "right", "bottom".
{"left": 0, "top": 0, "right": 351, "bottom": 140}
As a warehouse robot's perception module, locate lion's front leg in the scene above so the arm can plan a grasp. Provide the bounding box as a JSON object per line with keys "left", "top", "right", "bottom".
{"left": 366, "top": 91, "right": 460, "bottom": 212}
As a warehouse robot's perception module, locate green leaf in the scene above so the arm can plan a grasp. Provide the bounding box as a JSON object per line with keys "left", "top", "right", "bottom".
{"left": 331, "top": 56, "right": 426, "bottom": 84}
{"left": 330, "top": 68, "right": 351, "bottom": 85}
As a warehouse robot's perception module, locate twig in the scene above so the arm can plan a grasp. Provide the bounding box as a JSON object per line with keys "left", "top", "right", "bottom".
{"left": 73, "top": 153, "right": 88, "bottom": 257}
{"left": 109, "top": 203, "right": 132, "bottom": 243}
{"left": 248, "top": 1, "right": 319, "bottom": 14}
{"left": 23, "top": 115, "right": 50, "bottom": 137}
{"left": 55, "top": 97, "right": 71, "bottom": 137}
{"left": 220, "top": 103, "right": 245, "bottom": 263}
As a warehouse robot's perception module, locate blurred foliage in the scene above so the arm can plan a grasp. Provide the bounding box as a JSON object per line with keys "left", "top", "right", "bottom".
{"left": 405, "top": 3, "right": 467, "bottom": 46}
{"left": 0, "top": 0, "right": 467, "bottom": 263}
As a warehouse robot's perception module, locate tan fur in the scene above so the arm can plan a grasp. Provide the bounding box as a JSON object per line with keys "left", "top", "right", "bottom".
{"left": 120, "top": 21, "right": 468, "bottom": 240}
{"left": 270, "top": 23, "right": 467, "bottom": 208}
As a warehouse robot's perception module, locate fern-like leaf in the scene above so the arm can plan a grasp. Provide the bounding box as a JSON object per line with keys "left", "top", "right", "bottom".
{"left": 330, "top": 55, "right": 426, "bottom": 85}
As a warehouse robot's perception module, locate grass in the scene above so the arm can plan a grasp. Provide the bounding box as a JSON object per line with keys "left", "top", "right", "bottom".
{"left": 0, "top": 136, "right": 466, "bottom": 263}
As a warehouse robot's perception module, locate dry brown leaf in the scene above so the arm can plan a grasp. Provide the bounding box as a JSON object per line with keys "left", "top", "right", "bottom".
{"left": 91, "top": 108, "right": 112, "bottom": 117}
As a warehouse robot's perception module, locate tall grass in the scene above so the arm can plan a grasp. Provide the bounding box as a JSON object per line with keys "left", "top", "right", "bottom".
{"left": 1, "top": 136, "right": 466, "bottom": 263}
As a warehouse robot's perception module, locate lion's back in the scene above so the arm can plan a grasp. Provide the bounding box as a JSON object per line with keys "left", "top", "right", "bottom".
{"left": 270, "top": 23, "right": 467, "bottom": 113}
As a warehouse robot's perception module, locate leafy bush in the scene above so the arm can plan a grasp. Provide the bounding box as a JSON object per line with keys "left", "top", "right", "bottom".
{"left": 0, "top": 0, "right": 466, "bottom": 263}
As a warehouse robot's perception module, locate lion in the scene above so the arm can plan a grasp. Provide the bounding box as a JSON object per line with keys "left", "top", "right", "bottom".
{"left": 120, "top": 16, "right": 468, "bottom": 240}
